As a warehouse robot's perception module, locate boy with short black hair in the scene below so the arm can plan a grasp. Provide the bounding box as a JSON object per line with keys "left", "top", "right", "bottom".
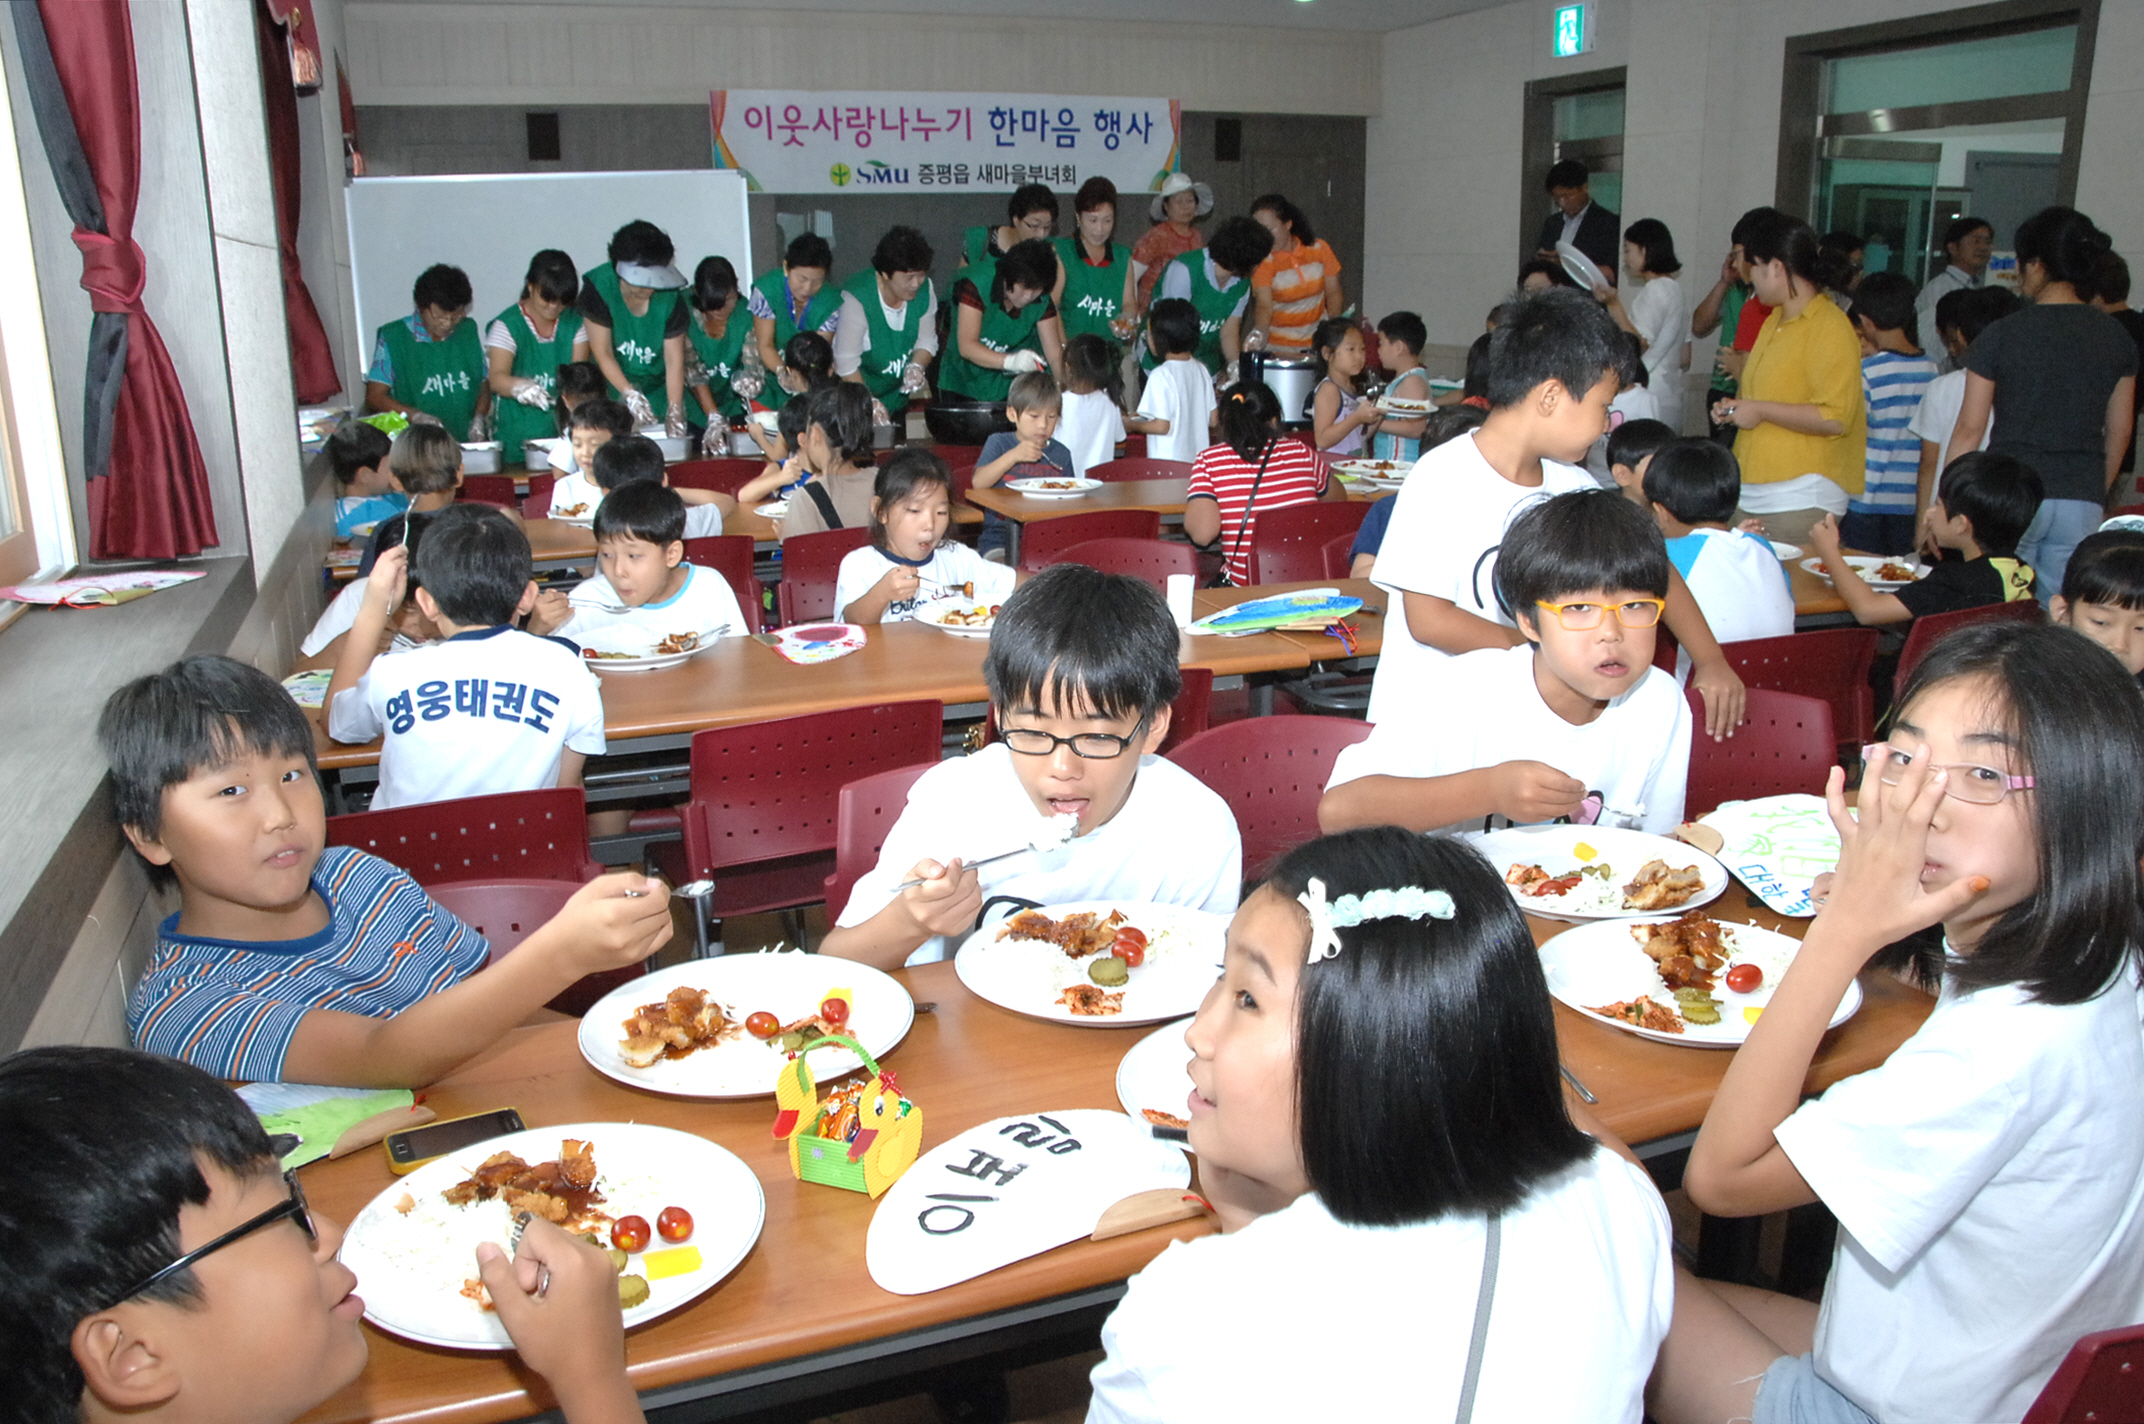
{"left": 824, "top": 563, "right": 1241, "bottom": 970}
{"left": 1322, "top": 488, "right": 1690, "bottom": 835}
{"left": 328, "top": 504, "right": 606, "bottom": 808}
{"left": 365, "top": 263, "right": 490, "bottom": 437}
{"left": 356, "top": 424, "right": 465, "bottom": 579}
{"left": 325, "top": 421, "right": 400, "bottom": 539}
{"left": 1811, "top": 450, "right": 2043, "bottom": 626}
{"left": 2053, "top": 526, "right": 2144, "bottom": 679}
{"left": 1909, "top": 284, "right": 2018, "bottom": 510}
{"left": 1643, "top": 437, "right": 1794, "bottom": 676}
{"left": 103, "top": 655, "right": 667, "bottom": 1085}
{"left": 973, "top": 370, "right": 1075, "bottom": 561}
{"left": 0, "top": 1046, "right": 647, "bottom": 1424}
{"left": 582, "top": 433, "right": 733, "bottom": 537}
{"left": 1371, "top": 310, "right": 1433, "bottom": 461}
{"left": 1845, "top": 271, "right": 1939, "bottom": 555}
{"left": 1604, "top": 416, "right": 1676, "bottom": 508}
{"left": 537, "top": 480, "right": 745, "bottom": 644}
{"left": 544, "top": 398, "right": 637, "bottom": 511}
{"left": 1125, "top": 298, "right": 1215, "bottom": 464}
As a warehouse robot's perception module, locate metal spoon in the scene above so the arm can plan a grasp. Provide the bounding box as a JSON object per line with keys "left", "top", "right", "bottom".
{"left": 623, "top": 878, "right": 717, "bottom": 900}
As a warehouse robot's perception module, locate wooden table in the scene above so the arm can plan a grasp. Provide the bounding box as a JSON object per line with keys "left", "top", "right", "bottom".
{"left": 300, "top": 917, "right": 1932, "bottom": 1424}
{"left": 963, "top": 479, "right": 1191, "bottom": 526}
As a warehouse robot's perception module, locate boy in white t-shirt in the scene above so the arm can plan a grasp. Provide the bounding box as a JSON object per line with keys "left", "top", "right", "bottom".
{"left": 578, "top": 431, "right": 732, "bottom": 539}
{"left": 1368, "top": 288, "right": 1746, "bottom": 740}
{"left": 1058, "top": 332, "right": 1128, "bottom": 477}
{"left": 1644, "top": 437, "right": 1793, "bottom": 679}
{"left": 1322, "top": 489, "right": 1691, "bottom": 836}
{"left": 540, "top": 398, "right": 634, "bottom": 515}
{"left": 328, "top": 504, "right": 606, "bottom": 810}
{"left": 1909, "top": 284, "right": 2016, "bottom": 516}
{"left": 1124, "top": 298, "right": 1215, "bottom": 465}
{"left": 534, "top": 480, "right": 746, "bottom": 645}
{"left": 824, "top": 562, "right": 1241, "bottom": 969}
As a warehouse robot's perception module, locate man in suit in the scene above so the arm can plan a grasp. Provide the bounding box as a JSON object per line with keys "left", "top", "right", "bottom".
{"left": 1533, "top": 159, "right": 1620, "bottom": 284}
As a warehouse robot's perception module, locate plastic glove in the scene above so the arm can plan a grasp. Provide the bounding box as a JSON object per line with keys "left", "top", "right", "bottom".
{"left": 1242, "top": 329, "right": 1268, "bottom": 354}
{"left": 1002, "top": 349, "right": 1045, "bottom": 374}
{"left": 664, "top": 406, "right": 688, "bottom": 440}
{"left": 622, "top": 388, "right": 656, "bottom": 426}
{"left": 406, "top": 409, "right": 443, "bottom": 427}
{"left": 509, "top": 378, "right": 552, "bottom": 410}
{"left": 697, "top": 420, "right": 728, "bottom": 458}
{"left": 732, "top": 368, "right": 764, "bottom": 399}
{"left": 465, "top": 411, "right": 491, "bottom": 441}
{"left": 900, "top": 359, "right": 928, "bottom": 395}
{"left": 869, "top": 398, "right": 892, "bottom": 428}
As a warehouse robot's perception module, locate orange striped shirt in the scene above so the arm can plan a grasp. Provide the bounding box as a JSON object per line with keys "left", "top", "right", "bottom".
{"left": 1253, "top": 239, "right": 1341, "bottom": 351}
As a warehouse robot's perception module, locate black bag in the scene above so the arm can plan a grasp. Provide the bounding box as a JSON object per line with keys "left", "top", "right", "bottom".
{"left": 1207, "top": 439, "right": 1280, "bottom": 588}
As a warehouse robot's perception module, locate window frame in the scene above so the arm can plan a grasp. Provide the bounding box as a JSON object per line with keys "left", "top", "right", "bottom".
{"left": 0, "top": 48, "right": 74, "bottom": 599}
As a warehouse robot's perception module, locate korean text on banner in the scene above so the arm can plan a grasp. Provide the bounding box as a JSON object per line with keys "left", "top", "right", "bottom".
{"left": 710, "top": 91, "right": 1181, "bottom": 195}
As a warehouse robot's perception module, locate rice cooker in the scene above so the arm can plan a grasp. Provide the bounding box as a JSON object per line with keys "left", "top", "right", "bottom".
{"left": 1244, "top": 351, "right": 1319, "bottom": 427}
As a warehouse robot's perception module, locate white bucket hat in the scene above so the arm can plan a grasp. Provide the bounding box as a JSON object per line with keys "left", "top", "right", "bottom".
{"left": 1150, "top": 171, "right": 1215, "bottom": 222}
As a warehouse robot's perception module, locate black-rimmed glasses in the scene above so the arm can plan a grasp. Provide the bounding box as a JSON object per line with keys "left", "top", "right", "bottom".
{"left": 106, "top": 1161, "right": 315, "bottom": 1308}
{"left": 1000, "top": 716, "right": 1150, "bottom": 760}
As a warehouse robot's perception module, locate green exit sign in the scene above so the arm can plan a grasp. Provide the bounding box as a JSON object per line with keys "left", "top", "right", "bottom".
{"left": 1553, "top": 3, "right": 1592, "bottom": 57}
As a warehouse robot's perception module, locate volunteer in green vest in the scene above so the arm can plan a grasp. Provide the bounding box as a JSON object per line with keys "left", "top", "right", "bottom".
{"left": 961, "top": 183, "right": 1058, "bottom": 268}
{"left": 936, "top": 238, "right": 1063, "bottom": 404}
{"left": 364, "top": 263, "right": 490, "bottom": 437}
{"left": 833, "top": 225, "right": 938, "bottom": 423}
{"left": 1052, "top": 176, "right": 1136, "bottom": 345}
{"left": 749, "top": 233, "right": 842, "bottom": 413}
{"left": 683, "top": 255, "right": 752, "bottom": 457}
{"left": 578, "top": 219, "right": 690, "bottom": 435}
{"left": 484, "top": 249, "right": 588, "bottom": 457}
{"left": 1144, "top": 215, "right": 1274, "bottom": 381}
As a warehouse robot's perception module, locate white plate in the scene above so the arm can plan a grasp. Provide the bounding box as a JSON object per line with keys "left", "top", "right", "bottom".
{"left": 1557, "top": 240, "right": 1608, "bottom": 292}
{"left": 955, "top": 901, "right": 1228, "bottom": 1027}
{"left": 913, "top": 598, "right": 998, "bottom": 637}
{"left": 1470, "top": 824, "right": 1730, "bottom": 922}
{"left": 754, "top": 502, "right": 789, "bottom": 519}
{"left": 1331, "top": 458, "right": 1411, "bottom": 483}
{"left": 1005, "top": 476, "right": 1101, "bottom": 498}
{"left": 577, "top": 953, "right": 915, "bottom": 1097}
{"left": 575, "top": 627, "right": 718, "bottom": 674}
{"left": 1115, "top": 1019, "right": 1196, "bottom": 1141}
{"left": 1769, "top": 541, "right": 1802, "bottom": 561}
{"left": 338, "top": 1121, "right": 764, "bottom": 1350}
{"left": 1539, "top": 916, "right": 1863, "bottom": 1048}
{"left": 1800, "top": 554, "right": 1927, "bottom": 590}
{"left": 1377, "top": 396, "right": 1436, "bottom": 415}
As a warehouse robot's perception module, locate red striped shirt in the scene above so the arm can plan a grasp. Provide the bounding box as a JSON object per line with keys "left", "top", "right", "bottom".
{"left": 1188, "top": 438, "right": 1328, "bottom": 585}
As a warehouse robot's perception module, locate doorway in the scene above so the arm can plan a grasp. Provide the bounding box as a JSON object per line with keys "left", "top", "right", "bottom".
{"left": 1520, "top": 67, "right": 1626, "bottom": 278}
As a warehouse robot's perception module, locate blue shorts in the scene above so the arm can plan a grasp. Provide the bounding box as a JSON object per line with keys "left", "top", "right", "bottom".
{"left": 1754, "top": 1355, "right": 1879, "bottom": 1424}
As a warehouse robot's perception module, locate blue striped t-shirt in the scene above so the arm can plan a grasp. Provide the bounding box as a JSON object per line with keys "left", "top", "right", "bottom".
{"left": 128, "top": 846, "right": 489, "bottom": 1082}
{"left": 1854, "top": 351, "right": 1938, "bottom": 513}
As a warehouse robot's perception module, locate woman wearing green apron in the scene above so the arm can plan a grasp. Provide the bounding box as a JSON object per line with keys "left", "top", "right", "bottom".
{"left": 935, "top": 238, "right": 1064, "bottom": 404}
{"left": 485, "top": 250, "right": 588, "bottom": 457}
{"left": 683, "top": 256, "right": 751, "bottom": 456}
{"left": 1052, "top": 177, "right": 1136, "bottom": 346}
{"left": 749, "top": 233, "right": 842, "bottom": 413}
{"left": 1142, "top": 215, "right": 1274, "bottom": 380}
{"left": 365, "top": 263, "right": 490, "bottom": 436}
{"left": 578, "top": 220, "right": 689, "bottom": 434}
{"left": 961, "top": 183, "right": 1058, "bottom": 268}
{"left": 833, "top": 225, "right": 938, "bottom": 422}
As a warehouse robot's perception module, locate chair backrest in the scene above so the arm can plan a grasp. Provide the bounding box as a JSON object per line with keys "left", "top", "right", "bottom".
{"left": 1685, "top": 688, "right": 1837, "bottom": 818}
{"left": 775, "top": 526, "right": 874, "bottom": 624}
{"left": 682, "top": 534, "right": 763, "bottom": 634}
{"left": 2022, "top": 1322, "right": 2144, "bottom": 1423}
{"left": 325, "top": 786, "right": 602, "bottom": 886}
{"left": 948, "top": 462, "right": 978, "bottom": 501}
{"left": 459, "top": 475, "right": 519, "bottom": 508}
{"left": 1165, "top": 715, "right": 1374, "bottom": 878}
{"left": 1248, "top": 501, "right": 1373, "bottom": 585}
{"left": 1089, "top": 457, "right": 1194, "bottom": 483}
{"left": 1894, "top": 599, "right": 2044, "bottom": 690}
{"left": 666, "top": 458, "right": 765, "bottom": 498}
{"left": 519, "top": 473, "right": 557, "bottom": 520}
{"left": 821, "top": 760, "right": 939, "bottom": 921}
{"left": 1718, "top": 628, "right": 1879, "bottom": 745}
{"left": 1043, "top": 537, "right": 1196, "bottom": 592}
{"left": 1318, "top": 529, "right": 1359, "bottom": 580}
{"left": 1016, "top": 509, "right": 1164, "bottom": 571}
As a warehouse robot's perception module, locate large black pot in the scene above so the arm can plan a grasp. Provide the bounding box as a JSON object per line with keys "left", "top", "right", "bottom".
{"left": 924, "top": 399, "right": 1015, "bottom": 446}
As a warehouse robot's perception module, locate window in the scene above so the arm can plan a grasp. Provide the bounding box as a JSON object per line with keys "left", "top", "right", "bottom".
{"left": 0, "top": 52, "right": 73, "bottom": 594}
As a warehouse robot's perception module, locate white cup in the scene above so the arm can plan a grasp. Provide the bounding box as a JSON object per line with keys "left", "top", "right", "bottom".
{"left": 1166, "top": 573, "right": 1194, "bottom": 628}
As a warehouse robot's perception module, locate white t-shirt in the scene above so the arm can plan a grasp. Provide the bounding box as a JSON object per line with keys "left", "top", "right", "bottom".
{"left": 1328, "top": 643, "right": 1690, "bottom": 835}
{"left": 300, "top": 579, "right": 436, "bottom": 659}
{"left": 1907, "top": 367, "right": 1993, "bottom": 457}
{"left": 836, "top": 744, "right": 1241, "bottom": 965}
{"left": 1135, "top": 358, "right": 1216, "bottom": 465}
{"left": 555, "top": 563, "right": 746, "bottom": 645}
{"left": 1774, "top": 967, "right": 2144, "bottom": 1424}
{"left": 1666, "top": 528, "right": 1794, "bottom": 680}
{"left": 833, "top": 540, "right": 1015, "bottom": 624}
{"left": 1367, "top": 432, "right": 1597, "bottom": 726}
{"left": 326, "top": 627, "right": 606, "bottom": 810}
{"left": 1059, "top": 388, "right": 1127, "bottom": 478}
{"left": 1587, "top": 387, "right": 1663, "bottom": 481}
{"left": 1629, "top": 272, "right": 1692, "bottom": 429}
{"left": 549, "top": 475, "right": 721, "bottom": 538}
{"left": 1086, "top": 1147, "right": 1674, "bottom": 1424}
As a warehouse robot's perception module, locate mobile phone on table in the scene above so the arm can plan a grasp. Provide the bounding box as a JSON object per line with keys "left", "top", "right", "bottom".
{"left": 384, "top": 1107, "right": 526, "bottom": 1174}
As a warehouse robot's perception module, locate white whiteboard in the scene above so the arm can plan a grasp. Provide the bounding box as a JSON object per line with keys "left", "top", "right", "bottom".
{"left": 344, "top": 170, "right": 751, "bottom": 377}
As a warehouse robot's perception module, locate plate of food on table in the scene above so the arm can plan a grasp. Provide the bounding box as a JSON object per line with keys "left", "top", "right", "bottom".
{"left": 1800, "top": 554, "right": 1927, "bottom": 589}
{"left": 1330, "top": 458, "right": 1411, "bottom": 489}
{"left": 1115, "top": 1018, "right": 1197, "bottom": 1142}
{"left": 914, "top": 590, "right": 1003, "bottom": 636}
{"left": 337, "top": 1122, "right": 765, "bottom": 1349}
{"left": 1471, "top": 824, "right": 1729, "bottom": 921}
{"left": 575, "top": 626, "right": 719, "bottom": 672}
{"left": 1537, "top": 911, "right": 1863, "bottom": 1047}
{"left": 1376, "top": 394, "right": 1437, "bottom": 416}
{"left": 576, "top": 953, "right": 915, "bottom": 1096}
{"left": 955, "top": 901, "right": 1229, "bottom": 1026}
{"left": 1004, "top": 476, "right": 1102, "bottom": 497}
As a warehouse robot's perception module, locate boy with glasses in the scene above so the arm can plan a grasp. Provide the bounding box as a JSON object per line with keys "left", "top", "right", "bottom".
{"left": 1321, "top": 489, "right": 1691, "bottom": 835}
{"left": 822, "top": 563, "right": 1241, "bottom": 970}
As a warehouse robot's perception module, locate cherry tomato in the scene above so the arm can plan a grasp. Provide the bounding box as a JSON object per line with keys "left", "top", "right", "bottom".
{"left": 610, "top": 1215, "right": 651, "bottom": 1253}
{"left": 819, "top": 996, "right": 851, "bottom": 1028}
{"left": 1113, "top": 927, "right": 1148, "bottom": 950}
{"left": 656, "top": 1206, "right": 694, "bottom": 1244}
{"left": 1114, "top": 938, "right": 1145, "bottom": 969}
{"left": 744, "top": 1011, "right": 779, "bottom": 1039}
{"left": 1724, "top": 963, "right": 1763, "bottom": 994}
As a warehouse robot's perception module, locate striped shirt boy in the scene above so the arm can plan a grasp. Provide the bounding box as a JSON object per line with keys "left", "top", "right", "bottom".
{"left": 1853, "top": 350, "right": 1938, "bottom": 515}
{"left": 129, "top": 846, "right": 488, "bottom": 1082}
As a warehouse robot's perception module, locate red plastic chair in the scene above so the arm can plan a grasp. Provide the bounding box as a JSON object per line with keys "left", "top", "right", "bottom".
{"left": 1016, "top": 510, "right": 1163, "bottom": 572}
{"left": 776, "top": 526, "right": 873, "bottom": 624}
{"left": 682, "top": 534, "right": 764, "bottom": 635}
{"left": 1248, "top": 501, "right": 1373, "bottom": 585}
{"left": 459, "top": 475, "right": 521, "bottom": 509}
{"left": 1089, "top": 457, "right": 1194, "bottom": 483}
{"left": 1319, "top": 530, "right": 1360, "bottom": 580}
{"left": 978, "top": 666, "right": 1213, "bottom": 756}
{"left": 821, "top": 761, "right": 938, "bottom": 922}
{"left": 1165, "top": 715, "right": 1374, "bottom": 879}
{"left": 325, "top": 786, "right": 604, "bottom": 885}
{"left": 426, "top": 878, "right": 643, "bottom": 1015}
{"left": 1895, "top": 599, "right": 2045, "bottom": 690}
{"left": 1042, "top": 537, "right": 1196, "bottom": 592}
{"left": 2023, "top": 1322, "right": 2144, "bottom": 1423}
{"left": 518, "top": 473, "right": 557, "bottom": 520}
{"left": 1685, "top": 689, "right": 1837, "bottom": 818}
{"left": 1702, "top": 629, "right": 1878, "bottom": 747}
{"left": 948, "top": 463, "right": 979, "bottom": 502}
{"left": 666, "top": 458, "right": 765, "bottom": 498}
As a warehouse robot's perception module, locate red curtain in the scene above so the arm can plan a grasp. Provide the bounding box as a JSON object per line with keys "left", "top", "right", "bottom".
{"left": 257, "top": 0, "right": 340, "bottom": 404}
{"left": 36, "top": 0, "right": 215, "bottom": 560}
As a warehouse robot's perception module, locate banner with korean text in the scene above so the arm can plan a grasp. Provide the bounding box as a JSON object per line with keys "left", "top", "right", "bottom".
{"left": 710, "top": 91, "right": 1180, "bottom": 194}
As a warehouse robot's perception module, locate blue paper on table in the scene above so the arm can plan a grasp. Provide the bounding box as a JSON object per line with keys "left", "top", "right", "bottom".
{"left": 1188, "top": 589, "right": 1362, "bottom": 636}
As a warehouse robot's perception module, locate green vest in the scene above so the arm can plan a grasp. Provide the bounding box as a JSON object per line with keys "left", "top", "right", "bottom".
{"left": 1142, "top": 252, "right": 1241, "bottom": 376}
{"left": 584, "top": 263, "right": 679, "bottom": 419}
{"left": 379, "top": 315, "right": 484, "bottom": 433}
{"left": 839, "top": 268, "right": 933, "bottom": 415}
{"left": 491, "top": 302, "right": 585, "bottom": 451}
{"left": 751, "top": 268, "right": 844, "bottom": 411}
{"left": 685, "top": 310, "right": 750, "bottom": 427}
{"left": 962, "top": 225, "right": 999, "bottom": 268}
{"left": 1053, "top": 237, "right": 1131, "bottom": 343}
{"left": 935, "top": 267, "right": 1048, "bottom": 403}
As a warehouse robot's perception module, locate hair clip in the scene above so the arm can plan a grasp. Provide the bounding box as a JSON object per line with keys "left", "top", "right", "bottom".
{"left": 1297, "top": 877, "right": 1457, "bottom": 963}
